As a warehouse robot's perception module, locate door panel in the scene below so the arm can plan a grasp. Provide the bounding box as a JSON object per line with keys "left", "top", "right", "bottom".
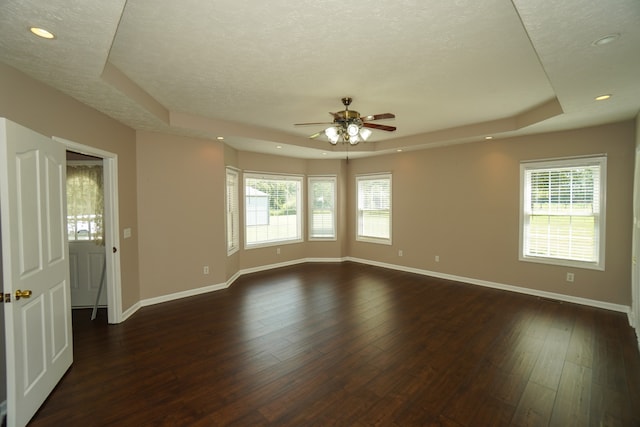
{"left": 45, "top": 153, "right": 65, "bottom": 264}
{"left": 1, "top": 118, "right": 73, "bottom": 427}
{"left": 69, "top": 241, "right": 106, "bottom": 307}
{"left": 16, "top": 150, "right": 41, "bottom": 275}
{"left": 22, "top": 296, "right": 46, "bottom": 393}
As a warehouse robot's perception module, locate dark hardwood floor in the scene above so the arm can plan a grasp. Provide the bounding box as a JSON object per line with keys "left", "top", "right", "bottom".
{"left": 29, "top": 262, "right": 640, "bottom": 426}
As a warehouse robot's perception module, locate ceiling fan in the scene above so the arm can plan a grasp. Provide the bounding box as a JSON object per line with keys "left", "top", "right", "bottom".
{"left": 294, "top": 97, "right": 396, "bottom": 145}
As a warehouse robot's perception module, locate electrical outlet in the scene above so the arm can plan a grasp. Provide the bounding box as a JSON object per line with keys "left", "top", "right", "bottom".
{"left": 276, "top": 247, "right": 281, "bottom": 255}
{"left": 566, "top": 272, "right": 574, "bottom": 282}
{"left": 203, "top": 266, "right": 209, "bottom": 275}
{"left": 398, "top": 250, "right": 403, "bottom": 257}
{"left": 435, "top": 255, "right": 440, "bottom": 263}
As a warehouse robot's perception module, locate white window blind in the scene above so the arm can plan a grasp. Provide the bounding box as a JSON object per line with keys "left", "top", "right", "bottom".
{"left": 356, "top": 173, "right": 391, "bottom": 244}
{"left": 226, "top": 168, "right": 239, "bottom": 255}
{"left": 245, "top": 173, "right": 303, "bottom": 247}
{"left": 520, "top": 156, "right": 606, "bottom": 270}
{"left": 309, "top": 176, "right": 336, "bottom": 240}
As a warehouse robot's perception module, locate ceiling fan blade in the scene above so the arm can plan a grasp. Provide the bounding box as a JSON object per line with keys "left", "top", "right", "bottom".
{"left": 363, "top": 123, "right": 397, "bottom": 132}
{"left": 362, "top": 113, "right": 395, "bottom": 121}
{"left": 294, "top": 121, "right": 334, "bottom": 126}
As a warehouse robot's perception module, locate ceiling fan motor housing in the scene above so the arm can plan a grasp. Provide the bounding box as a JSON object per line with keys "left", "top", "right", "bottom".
{"left": 336, "top": 110, "right": 361, "bottom": 122}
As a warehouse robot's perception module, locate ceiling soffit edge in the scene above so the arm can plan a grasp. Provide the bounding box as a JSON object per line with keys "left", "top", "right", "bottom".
{"left": 99, "top": 59, "right": 565, "bottom": 155}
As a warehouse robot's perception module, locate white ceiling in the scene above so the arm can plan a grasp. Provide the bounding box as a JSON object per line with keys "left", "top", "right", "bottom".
{"left": 1, "top": 0, "right": 639, "bottom": 159}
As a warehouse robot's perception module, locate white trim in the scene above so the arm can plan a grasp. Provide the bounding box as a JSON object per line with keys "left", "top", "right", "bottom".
{"left": 126, "top": 256, "right": 629, "bottom": 318}
{"left": 519, "top": 156, "right": 607, "bottom": 271}
{"left": 308, "top": 175, "right": 338, "bottom": 241}
{"left": 140, "top": 282, "right": 231, "bottom": 308}
{"left": 244, "top": 172, "right": 304, "bottom": 249}
{"left": 120, "top": 302, "right": 141, "bottom": 322}
{"left": 54, "top": 136, "right": 123, "bottom": 324}
{"left": 237, "top": 258, "right": 308, "bottom": 276}
{"left": 346, "top": 257, "right": 629, "bottom": 314}
{"left": 134, "top": 258, "right": 347, "bottom": 310}
{"left": 226, "top": 167, "right": 240, "bottom": 256}
{"left": 632, "top": 146, "right": 640, "bottom": 354}
{"left": 355, "top": 172, "right": 392, "bottom": 245}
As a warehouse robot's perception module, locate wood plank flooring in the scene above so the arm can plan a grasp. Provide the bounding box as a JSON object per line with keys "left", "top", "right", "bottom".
{"left": 28, "top": 262, "right": 640, "bottom": 426}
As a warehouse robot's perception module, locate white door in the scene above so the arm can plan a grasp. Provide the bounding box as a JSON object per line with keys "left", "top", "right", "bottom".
{"left": 0, "top": 119, "right": 73, "bottom": 427}
{"left": 69, "top": 241, "right": 107, "bottom": 307}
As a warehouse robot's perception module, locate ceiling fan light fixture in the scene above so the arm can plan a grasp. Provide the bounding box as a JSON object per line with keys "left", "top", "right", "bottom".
{"left": 295, "top": 98, "right": 396, "bottom": 146}
{"left": 360, "top": 128, "right": 372, "bottom": 141}
{"left": 325, "top": 127, "right": 338, "bottom": 138}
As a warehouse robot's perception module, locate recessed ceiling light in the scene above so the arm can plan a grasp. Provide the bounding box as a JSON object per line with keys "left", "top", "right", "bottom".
{"left": 485, "top": 136, "right": 494, "bottom": 140}
{"left": 29, "top": 26, "right": 55, "bottom": 39}
{"left": 216, "top": 136, "right": 224, "bottom": 140}
{"left": 592, "top": 33, "right": 620, "bottom": 47}
{"left": 276, "top": 145, "right": 282, "bottom": 149}
{"left": 397, "top": 149, "right": 403, "bottom": 152}
{"left": 595, "top": 94, "right": 611, "bottom": 101}
{"left": 322, "top": 152, "right": 327, "bottom": 156}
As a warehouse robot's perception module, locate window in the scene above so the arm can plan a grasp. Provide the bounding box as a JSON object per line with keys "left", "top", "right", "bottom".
{"left": 520, "top": 156, "right": 606, "bottom": 270}
{"left": 245, "top": 173, "right": 303, "bottom": 248}
{"left": 309, "top": 176, "right": 337, "bottom": 240}
{"left": 66, "top": 162, "right": 103, "bottom": 242}
{"left": 226, "top": 168, "right": 240, "bottom": 255}
{"left": 356, "top": 173, "right": 392, "bottom": 244}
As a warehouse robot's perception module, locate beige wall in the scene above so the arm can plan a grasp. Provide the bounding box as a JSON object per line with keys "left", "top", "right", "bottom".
{"left": 136, "top": 131, "right": 226, "bottom": 299}
{"left": 348, "top": 121, "right": 635, "bottom": 305}
{"left": 0, "top": 63, "right": 140, "bottom": 312}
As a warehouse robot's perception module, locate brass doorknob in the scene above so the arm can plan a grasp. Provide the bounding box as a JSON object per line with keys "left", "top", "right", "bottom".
{"left": 15, "top": 289, "right": 32, "bottom": 300}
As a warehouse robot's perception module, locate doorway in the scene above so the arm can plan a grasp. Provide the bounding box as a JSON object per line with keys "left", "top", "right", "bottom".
{"left": 66, "top": 153, "right": 107, "bottom": 313}
{"left": 55, "top": 137, "right": 123, "bottom": 324}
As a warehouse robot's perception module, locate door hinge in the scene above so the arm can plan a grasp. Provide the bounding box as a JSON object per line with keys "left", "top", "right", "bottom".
{"left": 1, "top": 293, "right": 10, "bottom": 303}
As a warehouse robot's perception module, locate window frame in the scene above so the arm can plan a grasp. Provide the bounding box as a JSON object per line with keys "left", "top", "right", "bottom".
{"left": 356, "top": 173, "right": 392, "bottom": 245}
{"left": 308, "top": 175, "right": 337, "bottom": 241}
{"left": 519, "top": 155, "right": 606, "bottom": 270}
{"left": 225, "top": 167, "right": 240, "bottom": 256}
{"left": 244, "top": 172, "right": 304, "bottom": 249}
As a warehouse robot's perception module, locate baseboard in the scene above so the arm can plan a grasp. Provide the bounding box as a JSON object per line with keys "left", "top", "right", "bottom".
{"left": 238, "top": 257, "right": 347, "bottom": 277}
{"left": 238, "top": 258, "right": 309, "bottom": 276}
{"left": 347, "top": 257, "right": 631, "bottom": 314}
{"left": 140, "top": 282, "right": 231, "bottom": 308}
{"left": 121, "top": 256, "right": 632, "bottom": 322}
{"left": 120, "top": 301, "right": 141, "bottom": 322}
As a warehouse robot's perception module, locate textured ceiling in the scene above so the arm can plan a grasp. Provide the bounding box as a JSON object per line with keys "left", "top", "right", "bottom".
{"left": 1, "top": 0, "right": 639, "bottom": 159}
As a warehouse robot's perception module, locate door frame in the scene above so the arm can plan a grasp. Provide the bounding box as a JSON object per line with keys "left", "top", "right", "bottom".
{"left": 632, "top": 147, "right": 640, "bottom": 350}
{"left": 54, "top": 137, "right": 123, "bottom": 324}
